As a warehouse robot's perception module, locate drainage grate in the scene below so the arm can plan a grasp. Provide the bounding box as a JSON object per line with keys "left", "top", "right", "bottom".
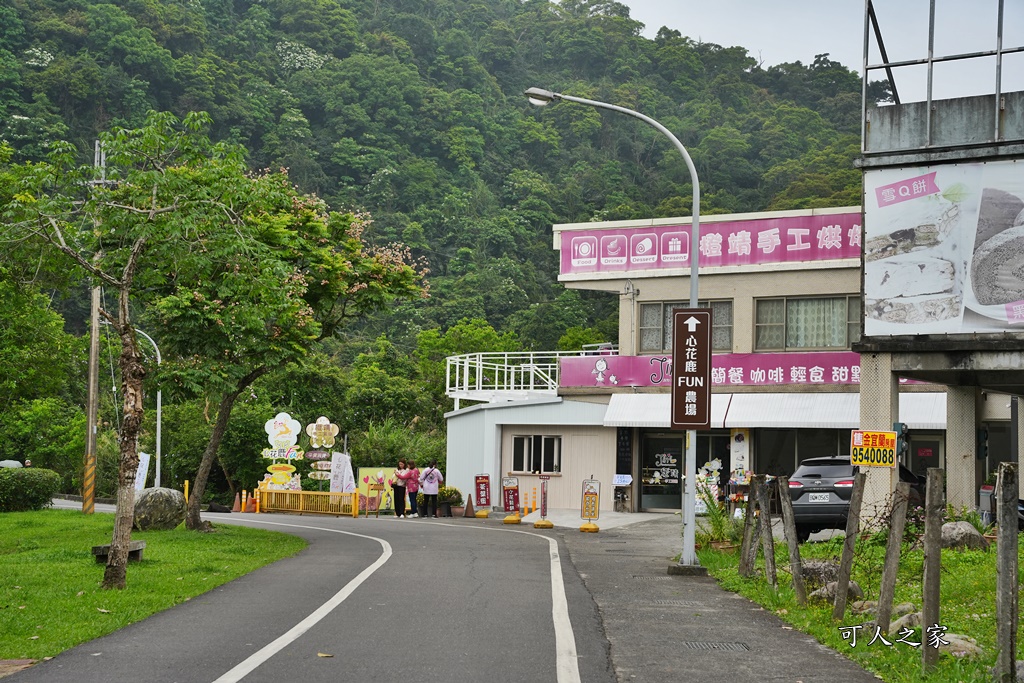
{"left": 650, "top": 599, "right": 702, "bottom": 607}
{"left": 631, "top": 575, "right": 671, "bottom": 580}
{"left": 682, "top": 641, "right": 749, "bottom": 652}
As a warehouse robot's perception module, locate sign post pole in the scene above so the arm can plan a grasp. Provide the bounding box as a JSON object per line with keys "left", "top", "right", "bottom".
{"left": 670, "top": 310, "right": 712, "bottom": 574}
{"left": 535, "top": 476, "right": 553, "bottom": 529}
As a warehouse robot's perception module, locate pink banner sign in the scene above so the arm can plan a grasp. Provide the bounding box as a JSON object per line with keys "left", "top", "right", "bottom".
{"left": 558, "top": 212, "right": 861, "bottom": 276}
{"left": 561, "top": 352, "right": 871, "bottom": 388}
{"left": 873, "top": 172, "right": 940, "bottom": 208}
{"left": 1006, "top": 301, "right": 1024, "bottom": 325}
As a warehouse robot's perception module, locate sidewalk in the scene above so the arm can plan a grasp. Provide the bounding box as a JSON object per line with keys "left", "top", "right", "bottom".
{"left": 554, "top": 514, "right": 880, "bottom": 683}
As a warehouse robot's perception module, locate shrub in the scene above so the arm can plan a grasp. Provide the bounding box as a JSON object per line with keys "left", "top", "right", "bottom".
{"left": 438, "top": 486, "right": 463, "bottom": 505}
{"left": 0, "top": 468, "right": 61, "bottom": 512}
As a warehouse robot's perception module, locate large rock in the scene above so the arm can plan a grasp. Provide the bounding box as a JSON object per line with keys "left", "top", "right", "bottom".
{"left": 941, "top": 521, "right": 989, "bottom": 550}
{"left": 134, "top": 487, "right": 186, "bottom": 531}
{"left": 889, "top": 611, "right": 922, "bottom": 636}
{"left": 939, "top": 633, "right": 983, "bottom": 659}
{"left": 801, "top": 560, "right": 840, "bottom": 588}
{"left": 809, "top": 580, "right": 863, "bottom": 603}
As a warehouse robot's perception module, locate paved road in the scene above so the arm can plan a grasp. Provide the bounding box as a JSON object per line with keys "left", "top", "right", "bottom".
{"left": 10, "top": 510, "right": 615, "bottom": 683}
{"left": 20, "top": 504, "right": 879, "bottom": 683}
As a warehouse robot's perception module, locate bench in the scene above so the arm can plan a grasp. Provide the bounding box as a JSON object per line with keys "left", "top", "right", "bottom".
{"left": 91, "top": 540, "right": 146, "bottom": 563}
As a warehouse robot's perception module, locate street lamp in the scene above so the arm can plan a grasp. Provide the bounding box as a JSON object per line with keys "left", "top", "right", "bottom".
{"left": 134, "top": 329, "right": 163, "bottom": 488}
{"left": 524, "top": 87, "right": 702, "bottom": 567}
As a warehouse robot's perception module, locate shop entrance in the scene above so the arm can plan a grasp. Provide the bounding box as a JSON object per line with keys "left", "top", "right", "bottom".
{"left": 640, "top": 433, "right": 682, "bottom": 510}
{"left": 639, "top": 431, "right": 732, "bottom": 510}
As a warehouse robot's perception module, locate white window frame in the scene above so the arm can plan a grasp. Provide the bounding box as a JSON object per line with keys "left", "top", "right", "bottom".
{"left": 638, "top": 299, "right": 733, "bottom": 353}
{"left": 511, "top": 435, "right": 562, "bottom": 474}
{"left": 753, "top": 295, "right": 862, "bottom": 351}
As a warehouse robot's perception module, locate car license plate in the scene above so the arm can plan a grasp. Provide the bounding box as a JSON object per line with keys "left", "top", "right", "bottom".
{"left": 809, "top": 493, "right": 830, "bottom": 503}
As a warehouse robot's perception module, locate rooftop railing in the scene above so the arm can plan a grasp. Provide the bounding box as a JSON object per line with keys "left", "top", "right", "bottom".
{"left": 446, "top": 345, "right": 617, "bottom": 409}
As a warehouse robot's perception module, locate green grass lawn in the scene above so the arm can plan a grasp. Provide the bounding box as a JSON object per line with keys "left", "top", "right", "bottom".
{"left": 697, "top": 533, "right": 1022, "bottom": 682}
{"left": 0, "top": 509, "right": 306, "bottom": 660}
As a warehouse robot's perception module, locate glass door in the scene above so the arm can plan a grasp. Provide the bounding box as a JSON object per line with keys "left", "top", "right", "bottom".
{"left": 640, "top": 433, "right": 683, "bottom": 510}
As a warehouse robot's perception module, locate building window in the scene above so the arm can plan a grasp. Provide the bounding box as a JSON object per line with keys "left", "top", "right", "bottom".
{"left": 512, "top": 435, "right": 561, "bottom": 473}
{"left": 754, "top": 296, "right": 861, "bottom": 351}
{"left": 638, "top": 300, "right": 733, "bottom": 353}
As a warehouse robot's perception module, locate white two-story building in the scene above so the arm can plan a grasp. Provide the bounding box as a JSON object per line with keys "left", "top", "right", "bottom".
{"left": 443, "top": 206, "right": 1013, "bottom": 513}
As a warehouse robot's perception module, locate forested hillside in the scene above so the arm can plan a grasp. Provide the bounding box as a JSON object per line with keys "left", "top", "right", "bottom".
{"left": 0, "top": 0, "right": 887, "bottom": 502}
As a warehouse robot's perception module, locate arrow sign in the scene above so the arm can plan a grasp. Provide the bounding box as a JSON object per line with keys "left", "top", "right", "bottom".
{"left": 670, "top": 309, "right": 712, "bottom": 430}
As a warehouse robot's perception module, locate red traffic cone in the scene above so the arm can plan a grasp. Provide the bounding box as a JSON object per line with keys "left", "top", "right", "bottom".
{"left": 231, "top": 492, "right": 241, "bottom": 512}
{"left": 464, "top": 494, "right": 476, "bottom": 518}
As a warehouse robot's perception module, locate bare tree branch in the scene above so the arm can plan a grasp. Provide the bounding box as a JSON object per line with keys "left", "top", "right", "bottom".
{"left": 44, "top": 217, "right": 121, "bottom": 287}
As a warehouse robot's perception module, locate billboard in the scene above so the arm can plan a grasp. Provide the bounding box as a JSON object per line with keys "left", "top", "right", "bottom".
{"left": 864, "top": 159, "right": 1024, "bottom": 335}
{"left": 557, "top": 210, "right": 861, "bottom": 277}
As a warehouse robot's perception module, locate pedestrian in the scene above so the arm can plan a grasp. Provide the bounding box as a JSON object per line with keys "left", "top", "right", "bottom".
{"left": 418, "top": 460, "right": 444, "bottom": 519}
{"left": 392, "top": 459, "right": 409, "bottom": 518}
{"left": 407, "top": 459, "right": 420, "bottom": 517}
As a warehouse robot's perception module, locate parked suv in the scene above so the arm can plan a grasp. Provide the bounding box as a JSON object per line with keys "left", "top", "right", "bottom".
{"left": 788, "top": 456, "right": 925, "bottom": 543}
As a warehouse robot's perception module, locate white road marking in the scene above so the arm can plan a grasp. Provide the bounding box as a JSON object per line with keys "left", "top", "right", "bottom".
{"left": 208, "top": 519, "right": 391, "bottom": 683}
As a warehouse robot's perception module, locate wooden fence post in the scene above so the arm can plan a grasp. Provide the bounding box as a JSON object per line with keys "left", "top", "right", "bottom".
{"left": 995, "top": 462, "right": 1019, "bottom": 683}
{"left": 832, "top": 471, "right": 865, "bottom": 620}
{"left": 739, "top": 475, "right": 761, "bottom": 578}
{"left": 776, "top": 476, "right": 806, "bottom": 605}
{"left": 875, "top": 481, "right": 910, "bottom": 634}
{"left": 756, "top": 475, "right": 777, "bottom": 589}
{"left": 921, "top": 468, "right": 944, "bottom": 673}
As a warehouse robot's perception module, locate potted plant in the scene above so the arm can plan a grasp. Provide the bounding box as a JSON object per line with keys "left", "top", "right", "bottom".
{"left": 438, "top": 486, "right": 463, "bottom": 517}
{"left": 696, "top": 483, "right": 742, "bottom": 551}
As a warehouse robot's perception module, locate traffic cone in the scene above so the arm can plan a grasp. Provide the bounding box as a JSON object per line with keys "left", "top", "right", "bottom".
{"left": 231, "top": 492, "right": 241, "bottom": 512}
{"left": 464, "top": 494, "right": 476, "bottom": 518}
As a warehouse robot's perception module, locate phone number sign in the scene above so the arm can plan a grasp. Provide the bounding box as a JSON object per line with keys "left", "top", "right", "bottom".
{"left": 850, "top": 430, "right": 897, "bottom": 468}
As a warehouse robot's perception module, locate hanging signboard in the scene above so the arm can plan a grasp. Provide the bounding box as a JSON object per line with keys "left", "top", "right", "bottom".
{"left": 581, "top": 479, "right": 601, "bottom": 521}
{"left": 850, "top": 430, "right": 898, "bottom": 468}
{"left": 670, "top": 309, "right": 712, "bottom": 430}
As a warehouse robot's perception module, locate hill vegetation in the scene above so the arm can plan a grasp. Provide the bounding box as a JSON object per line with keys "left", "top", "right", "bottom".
{"left": 0, "top": 0, "right": 885, "bottom": 502}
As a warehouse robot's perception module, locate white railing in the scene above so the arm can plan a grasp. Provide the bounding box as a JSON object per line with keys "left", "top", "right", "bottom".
{"left": 446, "top": 345, "right": 618, "bottom": 408}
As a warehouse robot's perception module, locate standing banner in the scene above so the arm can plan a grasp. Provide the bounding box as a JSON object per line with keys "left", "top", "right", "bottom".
{"left": 475, "top": 474, "right": 492, "bottom": 508}
{"left": 135, "top": 451, "right": 151, "bottom": 491}
{"left": 581, "top": 479, "right": 601, "bottom": 521}
{"left": 502, "top": 477, "right": 520, "bottom": 513}
{"left": 330, "top": 451, "right": 356, "bottom": 493}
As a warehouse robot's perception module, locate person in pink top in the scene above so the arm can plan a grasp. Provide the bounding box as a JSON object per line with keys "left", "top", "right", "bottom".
{"left": 406, "top": 460, "right": 420, "bottom": 517}
{"left": 418, "top": 459, "right": 444, "bottom": 519}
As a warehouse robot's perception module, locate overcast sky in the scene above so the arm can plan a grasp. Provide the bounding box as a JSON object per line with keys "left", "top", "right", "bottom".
{"left": 618, "top": 0, "right": 1024, "bottom": 101}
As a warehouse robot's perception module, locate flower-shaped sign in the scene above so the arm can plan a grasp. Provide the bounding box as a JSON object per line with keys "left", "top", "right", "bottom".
{"left": 265, "top": 412, "right": 301, "bottom": 449}
{"left": 305, "top": 416, "right": 340, "bottom": 449}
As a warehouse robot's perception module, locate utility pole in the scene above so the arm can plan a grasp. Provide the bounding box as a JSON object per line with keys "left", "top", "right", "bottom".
{"left": 83, "top": 283, "right": 100, "bottom": 514}
{"left": 83, "top": 140, "right": 104, "bottom": 514}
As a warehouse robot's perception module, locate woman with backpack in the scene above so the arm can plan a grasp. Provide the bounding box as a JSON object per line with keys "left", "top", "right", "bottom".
{"left": 418, "top": 460, "right": 444, "bottom": 519}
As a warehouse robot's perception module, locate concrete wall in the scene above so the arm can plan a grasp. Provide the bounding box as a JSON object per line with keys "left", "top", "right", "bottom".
{"left": 612, "top": 262, "right": 860, "bottom": 355}
{"left": 499, "top": 424, "right": 616, "bottom": 510}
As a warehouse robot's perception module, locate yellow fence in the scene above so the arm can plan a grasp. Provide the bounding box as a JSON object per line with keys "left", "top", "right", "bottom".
{"left": 260, "top": 489, "right": 359, "bottom": 517}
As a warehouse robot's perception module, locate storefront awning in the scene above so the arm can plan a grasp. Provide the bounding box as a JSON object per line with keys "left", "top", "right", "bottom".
{"left": 603, "top": 392, "right": 947, "bottom": 430}
{"left": 602, "top": 394, "right": 732, "bottom": 428}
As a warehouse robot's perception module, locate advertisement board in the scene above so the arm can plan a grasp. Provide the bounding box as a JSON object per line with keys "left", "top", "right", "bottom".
{"left": 864, "top": 159, "right": 1024, "bottom": 335}
{"left": 561, "top": 351, "right": 890, "bottom": 388}
{"left": 558, "top": 210, "right": 861, "bottom": 277}
{"left": 850, "top": 430, "right": 897, "bottom": 468}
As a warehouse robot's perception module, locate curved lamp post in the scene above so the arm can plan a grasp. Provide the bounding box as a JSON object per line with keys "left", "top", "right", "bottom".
{"left": 524, "top": 87, "right": 702, "bottom": 567}
{"left": 134, "top": 329, "right": 163, "bottom": 488}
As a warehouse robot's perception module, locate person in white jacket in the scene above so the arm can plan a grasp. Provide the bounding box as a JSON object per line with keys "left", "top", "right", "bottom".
{"left": 418, "top": 460, "right": 444, "bottom": 519}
